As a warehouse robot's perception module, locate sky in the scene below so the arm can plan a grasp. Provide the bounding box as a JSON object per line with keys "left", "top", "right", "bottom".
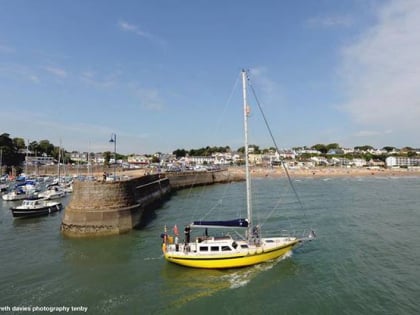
{"left": 1, "top": 0, "right": 419, "bottom": 154}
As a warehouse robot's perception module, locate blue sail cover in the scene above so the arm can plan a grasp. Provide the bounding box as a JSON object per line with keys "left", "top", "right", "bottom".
{"left": 191, "top": 218, "right": 249, "bottom": 228}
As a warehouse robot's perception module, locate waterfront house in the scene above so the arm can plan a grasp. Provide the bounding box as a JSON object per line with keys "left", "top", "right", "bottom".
{"left": 385, "top": 156, "right": 420, "bottom": 168}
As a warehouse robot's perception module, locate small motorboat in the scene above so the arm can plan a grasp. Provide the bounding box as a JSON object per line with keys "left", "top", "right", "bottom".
{"left": 2, "top": 188, "right": 38, "bottom": 201}
{"left": 38, "top": 185, "right": 66, "bottom": 200}
{"left": 10, "top": 199, "right": 63, "bottom": 218}
{"left": 2, "top": 180, "right": 39, "bottom": 201}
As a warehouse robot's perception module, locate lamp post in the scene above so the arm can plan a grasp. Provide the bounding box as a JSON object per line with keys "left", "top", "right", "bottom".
{"left": 109, "top": 133, "right": 117, "bottom": 180}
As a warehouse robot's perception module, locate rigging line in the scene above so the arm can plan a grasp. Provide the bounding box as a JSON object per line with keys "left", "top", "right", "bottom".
{"left": 259, "top": 194, "right": 292, "bottom": 231}
{"left": 189, "top": 173, "right": 214, "bottom": 222}
{"left": 246, "top": 73, "right": 311, "bottom": 228}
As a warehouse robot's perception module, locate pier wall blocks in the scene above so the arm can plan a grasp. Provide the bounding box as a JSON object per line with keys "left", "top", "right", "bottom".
{"left": 166, "top": 169, "right": 244, "bottom": 190}
{"left": 61, "top": 174, "right": 171, "bottom": 237}
{"left": 61, "top": 170, "right": 244, "bottom": 237}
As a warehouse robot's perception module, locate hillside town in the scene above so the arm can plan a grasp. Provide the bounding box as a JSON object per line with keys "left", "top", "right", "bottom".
{"left": 60, "top": 146, "right": 420, "bottom": 171}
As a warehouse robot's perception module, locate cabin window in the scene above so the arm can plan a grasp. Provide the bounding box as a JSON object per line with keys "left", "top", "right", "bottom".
{"left": 222, "top": 246, "right": 232, "bottom": 251}
{"left": 265, "top": 239, "right": 274, "bottom": 243}
{"left": 211, "top": 246, "right": 219, "bottom": 252}
{"left": 199, "top": 246, "right": 208, "bottom": 252}
{"left": 240, "top": 244, "right": 249, "bottom": 249}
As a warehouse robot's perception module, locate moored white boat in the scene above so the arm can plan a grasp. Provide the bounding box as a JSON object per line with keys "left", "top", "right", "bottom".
{"left": 2, "top": 188, "right": 38, "bottom": 201}
{"left": 38, "top": 185, "right": 66, "bottom": 200}
{"left": 10, "top": 199, "right": 63, "bottom": 218}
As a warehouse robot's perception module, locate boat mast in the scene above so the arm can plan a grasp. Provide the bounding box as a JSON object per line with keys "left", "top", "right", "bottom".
{"left": 25, "top": 139, "right": 29, "bottom": 175}
{"left": 57, "top": 140, "right": 61, "bottom": 182}
{"left": 242, "top": 69, "right": 253, "bottom": 239}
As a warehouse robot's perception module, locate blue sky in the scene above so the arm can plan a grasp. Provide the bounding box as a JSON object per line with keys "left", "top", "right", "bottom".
{"left": 1, "top": 0, "right": 419, "bottom": 154}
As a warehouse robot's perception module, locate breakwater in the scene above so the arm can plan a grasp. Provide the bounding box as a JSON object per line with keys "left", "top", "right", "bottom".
{"left": 166, "top": 169, "right": 244, "bottom": 190}
{"left": 61, "top": 170, "right": 244, "bottom": 237}
{"left": 61, "top": 174, "right": 171, "bottom": 237}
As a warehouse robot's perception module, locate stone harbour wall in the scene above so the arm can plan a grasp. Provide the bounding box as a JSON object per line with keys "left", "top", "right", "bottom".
{"left": 61, "top": 174, "right": 170, "bottom": 237}
{"left": 61, "top": 170, "right": 244, "bottom": 237}
{"left": 166, "top": 169, "right": 244, "bottom": 190}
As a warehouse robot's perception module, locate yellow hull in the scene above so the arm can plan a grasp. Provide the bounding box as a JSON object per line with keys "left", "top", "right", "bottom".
{"left": 163, "top": 239, "right": 299, "bottom": 269}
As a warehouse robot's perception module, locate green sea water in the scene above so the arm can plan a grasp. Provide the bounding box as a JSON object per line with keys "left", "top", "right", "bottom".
{"left": 0, "top": 176, "right": 419, "bottom": 314}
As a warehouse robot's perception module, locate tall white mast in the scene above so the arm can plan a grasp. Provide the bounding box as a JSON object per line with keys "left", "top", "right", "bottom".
{"left": 57, "top": 139, "right": 61, "bottom": 181}
{"left": 25, "top": 139, "right": 29, "bottom": 175}
{"left": 242, "top": 69, "right": 252, "bottom": 239}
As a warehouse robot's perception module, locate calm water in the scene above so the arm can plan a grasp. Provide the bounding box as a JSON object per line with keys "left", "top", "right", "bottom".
{"left": 1, "top": 176, "right": 419, "bottom": 314}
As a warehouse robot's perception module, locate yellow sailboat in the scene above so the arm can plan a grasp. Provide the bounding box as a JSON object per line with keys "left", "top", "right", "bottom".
{"left": 162, "top": 70, "right": 314, "bottom": 269}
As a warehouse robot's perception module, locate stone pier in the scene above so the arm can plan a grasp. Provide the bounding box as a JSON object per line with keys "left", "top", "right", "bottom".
{"left": 61, "top": 170, "right": 244, "bottom": 237}
{"left": 166, "top": 169, "right": 243, "bottom": 190}
{"left": 61, "top": 174, "right": 170, "bottom": 237}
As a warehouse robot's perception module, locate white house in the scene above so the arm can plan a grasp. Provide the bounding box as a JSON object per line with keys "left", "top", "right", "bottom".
{"left": 386, "top": 156, "right": 420, "bottom": 168}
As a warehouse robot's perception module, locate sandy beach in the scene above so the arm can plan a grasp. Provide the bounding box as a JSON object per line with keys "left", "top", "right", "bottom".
{"left": 228, "top": 166, "right": 420, "bottom": 179}
{"left": 103, "top": 166, "right": 420, "bottom": 180}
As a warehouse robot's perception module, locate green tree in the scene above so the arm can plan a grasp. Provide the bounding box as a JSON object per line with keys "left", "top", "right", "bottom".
{"left": 103, "top": 151, "right": 111, "bottom": 167}
{"left": 354, "top": 145, "right": 374, "bottom": 151}
{"left": 237, "top": 144, "right": 260, "bottom": 154}
{"left": 173, "top": 149, "right": 187, "bottom": 158}
{"left": 326, "top": 143, "right": 340, "bottom": 151}
{"left": 382, "top": 146, "right": 396, "bottom": 153}
{"left": 28, "top": 141, "right": 39, "bottom": 153}
{"left": 311, "top": 144, "right": 328, "bottom": 154}
{"left": 13, "top": 138, "right": 26, "bottom": 151}
{"left": 0, "top": 133, "right": 24, "bottom": 166}
{"left": 151, "top": 156, "right": 160, "bottom": 163}
{"left": 38, "top": 140, "right": 55, "bottom": 156}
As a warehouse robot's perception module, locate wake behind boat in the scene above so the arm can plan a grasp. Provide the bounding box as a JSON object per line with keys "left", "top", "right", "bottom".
{"left": 10, "top": 199, "right": 63, "bottom": 218}
{"left": 161, "top": 70, "right": 315, "bottom": 269}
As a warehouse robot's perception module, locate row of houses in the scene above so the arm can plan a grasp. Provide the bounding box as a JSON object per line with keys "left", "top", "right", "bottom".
{"left": 139, "top": 152, "right": 420, "bottom": 169}
{"left": 27, "top": 150, "right": 420, "bottom": 169}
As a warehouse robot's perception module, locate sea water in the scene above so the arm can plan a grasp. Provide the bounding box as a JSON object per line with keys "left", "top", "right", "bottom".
{"left": 0, "top": 176, "right": 419, "bottom": 314}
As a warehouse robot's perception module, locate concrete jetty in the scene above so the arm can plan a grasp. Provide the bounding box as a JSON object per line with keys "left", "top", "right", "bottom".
{"left": 61, "top": 169, "right": 244, "bottom": 237}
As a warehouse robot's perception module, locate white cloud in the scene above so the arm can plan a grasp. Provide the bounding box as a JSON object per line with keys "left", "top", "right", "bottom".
{"left": 0, "top": 44, "right": 15, "bottom": 53}
{"left": 117, "top": 20, "right": 166, "bottom": 46}
{"left": 0, "top": 63, "right": 40, "bottom": 83}
{"left": 118, "top": 21, "right": 150, "bottom": 38}
{"left": 248, "top": 67, "right": 286, "bottom": 107}
{"left": 80, "top": 70, "right": 120, "bottom": 88}
{"left": 354, "top": 129, "right": 393, "bottom": 137}
{"left": 29, "top": 75, "right": 40, "bottom": 83}
{"left": 339, "top": 0, "right": 420, "bottom": 134}
{"left": 306, "top": 15, "right": 354, "bottom": 28}
{"left": 44, "top": 66, "right": 67, "bottom": 78}
{"left": 135, "top": 88, "right": 164, "bottom": 111}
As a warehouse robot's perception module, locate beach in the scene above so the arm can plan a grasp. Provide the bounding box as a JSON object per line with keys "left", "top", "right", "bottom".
{"left": 88, "top": 166, "right": 420, "bottom": 180}
{"left": 18, "top": 164, "right": 420, "bottom": 180}
{"left": 228, "top": 166, "right": 420, "bottom": 179}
